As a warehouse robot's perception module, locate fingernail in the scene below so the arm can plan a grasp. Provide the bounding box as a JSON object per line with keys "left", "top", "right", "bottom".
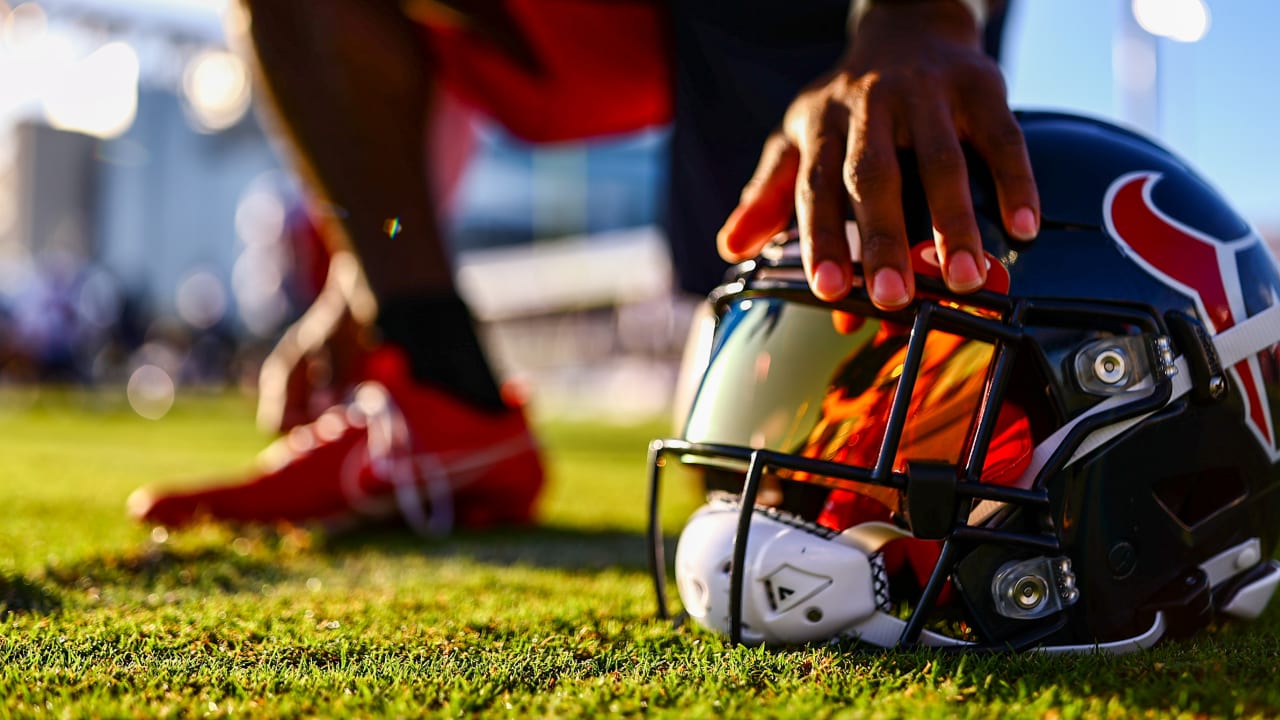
{"left": 1011, "top": 207, "right": 1038, "bottom": 240}
{"left": 716, "top": 228, "right": 734, "bottom": 256}
{"left": 716, "top": 214, "right": 742, "bottom": 256}
{"left": 871, "top": 267, "right": 910, "bottom": 309}
{"left": 947, "top": 250, "right": 984, "bottom": 292}
{"left": 812, "top": 261, "right": 847, "bottom": 300}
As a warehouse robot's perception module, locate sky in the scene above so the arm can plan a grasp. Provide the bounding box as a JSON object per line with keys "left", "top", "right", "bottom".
{"left": 1004, "top": 0, "right": 1280, "bottom": 227}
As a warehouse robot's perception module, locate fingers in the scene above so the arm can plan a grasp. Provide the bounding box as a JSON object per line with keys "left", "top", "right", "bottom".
{"left": 846, "top": 96, "right": 914, "bottom": 310}
{"left": 794, "top": 102, "right": 855, "bottom": 301}
{"left": 907, "top": 92, "right": 986, "bottom": 294}
{"left": 717, "top": 132, "right": 799, "bottom": 262}
{"left": 726, "top": 61, "right": 1037, "bottom": 308}
{"left": 963, "top": 82, "right": 1040, "bottom": 242}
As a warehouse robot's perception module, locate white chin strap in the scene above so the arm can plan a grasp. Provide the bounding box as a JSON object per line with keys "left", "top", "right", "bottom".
{"left": 674, "top": 500, "right": 971, "bottom": 648}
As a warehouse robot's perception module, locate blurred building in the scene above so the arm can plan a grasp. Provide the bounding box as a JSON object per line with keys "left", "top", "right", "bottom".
{"left": 0, "top": 0, "right": 680, "bottom": 418}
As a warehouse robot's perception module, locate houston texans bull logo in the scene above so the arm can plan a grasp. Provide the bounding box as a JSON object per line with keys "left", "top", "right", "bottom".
{"left": 1104, "top": 170, "right": 1280, "bottom": 459}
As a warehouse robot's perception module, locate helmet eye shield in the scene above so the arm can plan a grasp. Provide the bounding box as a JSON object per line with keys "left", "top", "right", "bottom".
{"left": 683, "top": 264, "right": 1177, "bottom": 501}
{"left": 685, "top": 275, "right": 1032, "bottom": 509}
{"left": 647, "top": 255, "right": 1180, "bottom": 650}
{"left": 684, "top": 295, "right": 1003, "bottom": 510}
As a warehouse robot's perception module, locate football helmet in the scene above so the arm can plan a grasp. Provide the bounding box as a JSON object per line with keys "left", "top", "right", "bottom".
{"left": 647, "top": 112, "right": 1280, "bottom": 652}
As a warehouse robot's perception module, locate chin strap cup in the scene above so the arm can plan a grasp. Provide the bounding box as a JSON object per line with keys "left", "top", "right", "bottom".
{"left": 674, "top": 501, "right": 972, "bottom": 647}
{"left": 1218, "top": 560, "right": 1280, "bottom": 620}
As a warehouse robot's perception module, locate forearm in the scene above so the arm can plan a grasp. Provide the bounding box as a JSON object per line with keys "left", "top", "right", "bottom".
{"left": 233, "top": 0, "right": 453, "bottom": 299}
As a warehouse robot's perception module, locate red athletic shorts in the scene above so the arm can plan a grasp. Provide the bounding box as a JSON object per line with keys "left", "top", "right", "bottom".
{"left": 417, "top": 1, "right": 672, "bottom": 143}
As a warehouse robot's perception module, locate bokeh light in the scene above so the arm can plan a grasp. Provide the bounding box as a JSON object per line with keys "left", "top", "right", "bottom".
{"left": 232, "top": 247, "right": 288, "bottom": 337}
{"left": 175, "top": 269, "right": 227, "bottom": 329}
{"left": 234, "top": 183, "right": 286, "bottom": 247}
{"left": 127, "top": 363, "right": 175, "bottom": 420}
{"left": 1132, "top": 0, "right": 1210, "bottom": 43}
{"left": 43, "top": 41, "right": 140, "bottom": 139}
{"left": 2, "top": 2, "right": 47, "bottom": 49}
{"left": 1, "top": 3, "right": 75, "bottom": 122}
{"left": 231, "top": 178, "right": 292, "bottom": 337}
{"left": 181, "top": 47, "right": 251, "bottom": 133}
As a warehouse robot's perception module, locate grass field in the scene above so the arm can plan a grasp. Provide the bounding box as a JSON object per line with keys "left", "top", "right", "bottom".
{"left": 2, "top": 389, "right": 1279, "bottom": 718}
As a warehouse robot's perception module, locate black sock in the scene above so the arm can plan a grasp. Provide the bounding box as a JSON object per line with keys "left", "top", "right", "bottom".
{"left": 374, "top": 294, "right": 507, "bottom": 412}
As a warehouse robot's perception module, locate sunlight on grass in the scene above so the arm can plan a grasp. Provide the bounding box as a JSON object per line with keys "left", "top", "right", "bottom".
{"left": 1, "top": 390, "right": 1278, "bottom": 718}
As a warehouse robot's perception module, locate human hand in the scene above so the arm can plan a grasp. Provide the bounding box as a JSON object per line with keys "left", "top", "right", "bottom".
{"left": 717, "top": 0, "right": 1039, "bottom": 310}
{"left": 256, "top": 252, "right": 376, "bottom": 433}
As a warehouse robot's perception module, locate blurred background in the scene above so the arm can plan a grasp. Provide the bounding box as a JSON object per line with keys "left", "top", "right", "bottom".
{"left": 0, "top": 0, "right": 1275, "bottom": 422}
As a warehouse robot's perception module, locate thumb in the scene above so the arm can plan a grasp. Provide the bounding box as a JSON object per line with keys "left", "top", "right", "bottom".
{"left": 718, "top": 132, "right": 800, "bottom": 262}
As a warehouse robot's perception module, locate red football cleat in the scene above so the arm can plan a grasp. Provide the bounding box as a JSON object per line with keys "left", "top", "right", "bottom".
{"left": 128, "top": 348, "right": 544, "bottom": 534}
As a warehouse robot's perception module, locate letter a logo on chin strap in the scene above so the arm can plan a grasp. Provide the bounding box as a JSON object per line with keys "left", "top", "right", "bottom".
{"left": 762, "top": 564, "right": 832, "bottom": 614}
{"left": 1104, "top": 171, "right": 1278, "bottom": 458}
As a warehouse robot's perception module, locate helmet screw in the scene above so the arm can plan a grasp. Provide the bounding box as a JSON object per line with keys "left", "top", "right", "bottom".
{"left": 805, "top": 607, "right": 824, "bottom": 623}
{"left": 1093, "top": 348, "right": 1128, "bottom": 385}
{"left": 1012, "top": 576, "right": 1048, "bottom": 610}
{"left": 1208, "top": 375, "right": 1228, "bottom": 399}
{"left": 1108, "top": 541, "right": 1137, "bottom": 578}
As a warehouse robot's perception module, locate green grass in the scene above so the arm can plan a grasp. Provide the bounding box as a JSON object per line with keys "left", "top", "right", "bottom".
{"left": 1, "top": 389, "right": 1279, "bottom": 718}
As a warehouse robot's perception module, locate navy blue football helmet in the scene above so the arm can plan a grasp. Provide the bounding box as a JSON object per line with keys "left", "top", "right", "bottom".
{"left": 647, "top": 112, "right": 1280, "bottom": 652}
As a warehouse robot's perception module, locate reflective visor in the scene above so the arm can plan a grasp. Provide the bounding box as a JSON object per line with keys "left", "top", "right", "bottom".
{"left": 683, "top": 297, "right": 995, "bottom": 495}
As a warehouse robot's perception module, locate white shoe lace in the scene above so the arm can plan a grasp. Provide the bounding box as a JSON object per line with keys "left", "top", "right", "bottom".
{"left": 338, "top": 382, "right": 536, "bottom": 536}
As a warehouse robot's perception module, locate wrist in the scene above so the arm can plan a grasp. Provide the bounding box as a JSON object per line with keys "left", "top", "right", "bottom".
{"left": 849, "top": 0, "right": 984, "bottom": 48}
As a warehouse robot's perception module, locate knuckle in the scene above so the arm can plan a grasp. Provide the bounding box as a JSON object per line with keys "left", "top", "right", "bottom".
{"left": 983, "top": 122, "right": 1027, "bottom": 155}
{"left": 859, "top": 74, "right": 900, "bottom": 108}
{"left": 860, "top": 229, "right": 901, "bottom": 254}
{"left": 760, "top": 131, "right": 790, "bottom": 156}
{"left": 807, "top": 228, "right": 848, "bottom": 253}
{"left": 956, "top": 57, "right": 1005, "bottom": 91}
{"left": 738, "top": 179, "right": 765, "bottom": 204}
{"left": 846, "top": 155, "right": 896, "bottom": 199}
{"left": 794, "top": 181, "right": 818, "bottom": 208}
{"left": 804, "top": 147, "right": 844, "bottom": 191}
{"left": 997, "top": 167, "right": 1037, "bottom": 194}
{"left": 858, "top": 231, "right": 901, "bottom": 260}
{"left": 794, "top": 95, "right": 845, "bottom": 134}
{"left": 922, "top": 145, "right": 966, "bottom": 175}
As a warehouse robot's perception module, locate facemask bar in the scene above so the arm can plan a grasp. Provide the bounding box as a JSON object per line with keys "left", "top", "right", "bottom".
{"left": 648, "top": 260, "right": 1175, "bottom": 650}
